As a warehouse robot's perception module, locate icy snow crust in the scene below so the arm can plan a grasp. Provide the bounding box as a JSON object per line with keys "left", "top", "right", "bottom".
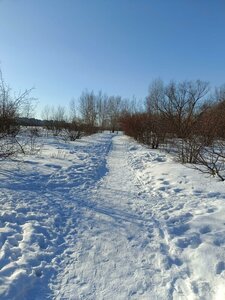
{"left": 0, "top": 133, "right": 225, "bottom": 299}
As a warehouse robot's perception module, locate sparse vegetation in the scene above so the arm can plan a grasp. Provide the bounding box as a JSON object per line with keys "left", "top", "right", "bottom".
{"left": 0, "top": 69, "right": 36, "bottom": 158}
{"left": 120, "top": 79, "right": 225, "bottom": 181}
{"left": 1, "top": 66, "right": 225, "bottom": 181}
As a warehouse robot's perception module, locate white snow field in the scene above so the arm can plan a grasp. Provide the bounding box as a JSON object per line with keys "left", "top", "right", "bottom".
{"left": 0, "top": 132, "right": 225, "bottom": 300}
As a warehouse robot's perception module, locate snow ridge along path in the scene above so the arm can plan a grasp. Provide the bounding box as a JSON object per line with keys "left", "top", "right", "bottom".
{"left": 1, "top": 133, "right": 225, "bottom": 299}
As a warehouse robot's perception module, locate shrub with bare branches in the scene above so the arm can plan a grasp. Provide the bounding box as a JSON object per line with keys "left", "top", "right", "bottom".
{"left": 191, "top": 140, "right": 225, "bottom": 181}
{"left": 0, "top": 69, "right": 35, "bottom": 158}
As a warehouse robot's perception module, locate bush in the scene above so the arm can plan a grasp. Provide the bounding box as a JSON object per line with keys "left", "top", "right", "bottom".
{"left": 0, "top": 70, "right": 34, "bottom": 158}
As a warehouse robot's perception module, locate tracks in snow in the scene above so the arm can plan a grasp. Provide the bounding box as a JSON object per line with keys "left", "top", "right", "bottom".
{"left": 1, "top": 133, "right": 225, "bottom": 299}
{"left": 51, "top": 135, "right": 186, "bottom": 300}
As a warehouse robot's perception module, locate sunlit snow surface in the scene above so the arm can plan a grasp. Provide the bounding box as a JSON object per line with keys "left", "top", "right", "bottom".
{"left": 0, "top": 132, "right": 225, "bottom": 299}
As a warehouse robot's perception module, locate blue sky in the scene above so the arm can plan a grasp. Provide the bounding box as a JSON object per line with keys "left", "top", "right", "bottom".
{"left": 0, "top": 0, "right": 225, "bottom": 118}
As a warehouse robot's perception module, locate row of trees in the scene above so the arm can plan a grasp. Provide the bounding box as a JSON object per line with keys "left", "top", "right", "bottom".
{"left": 0, "top": 65, "right": 133, "bottom": 158}
{"left": 1, "top": 63, "right": 139, "bottom": 158}
{"left": 120, "top": 79, "right": 225, "bottom": 180}
{"left": 41, "top": 90, "right": 137, "bottom": 138}
{"left": 1, "top": 66, "right": 225, "bottom": 181}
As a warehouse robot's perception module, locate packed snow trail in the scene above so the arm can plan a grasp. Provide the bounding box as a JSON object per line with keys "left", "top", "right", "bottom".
{"left": 51, "top": 135, "right": 194, "bottom": 300}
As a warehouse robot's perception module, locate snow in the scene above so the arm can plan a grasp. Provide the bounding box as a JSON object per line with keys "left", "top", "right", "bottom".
{"left": 0, "top": 132, "right": 225, "bottom": 299}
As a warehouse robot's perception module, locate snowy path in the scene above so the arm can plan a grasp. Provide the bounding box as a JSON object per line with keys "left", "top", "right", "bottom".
{"left": 1, "top": 133, "right": 225, "bottom": 299}
{"left": 53, "top": 135, "right": 173, "bottom": 299}
{"left": 51, "top": 134, "right": 219, "bottom": 300}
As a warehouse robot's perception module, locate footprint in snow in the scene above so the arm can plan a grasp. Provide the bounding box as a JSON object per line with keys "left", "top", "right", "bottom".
{"left": 127, "top": 235, "right": 134, "bottom": 242}
{"left": 162, "top": 180, "right": 170, "bottom": 185}
{"left": 160, "top": 242, "right": 169, "bottom": 254}
{"left": 193, "top": 190, "right": 204, "bottom": 196}
{"left": 159, "top": 204, "right": 172, "bottom": 212}
{"left": 199, "top": 225, "right": 211, "bottom": 234}
{"left": 158, "top": 186, "right": 168, "bottom": 191}
{"left": 214, "top": 237, "right": 225, "bottom": 246}
{"left": 191, "top": 281, "right": 211, "bottom": 297}
{"left": 173, "top": 188, "right": 183, "bottom": 193}
{"left": 207, "top": 207, "right": 216, "bottom": 213}
{"left": 176, "top": 233, "right": 202, "bottom": 249}
{"left": 168, "top": 223, "right": 190, "bottom": 236}
{"left": 163, "top": 256, "right": 183, "bottom": 270}
{"left": 167, "top": 212, "right": 193, "bottom": 226}
{"left": 207, "top": 192, "right": 221, "bottom": 198}
{"left": 216, "top": 261, "right": 225, "bottom": 274}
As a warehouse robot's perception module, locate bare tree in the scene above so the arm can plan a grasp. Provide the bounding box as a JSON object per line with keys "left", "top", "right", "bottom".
{"left": 41, "top": 105, "right": 52, "bottom": 121}
{"left": 145, "top": 79, "right": 210, "bottom": 162}
{"left": 21, "top": 95, "right": 37, "bottom": 119}
{"left": 191, "top": 140, "right": 225, "bottom": 181}
{"left": 107, "top": 96, "right": 122, "bottom": 132}
{"left": 146, "top": 78, "right": 165, "bottom": 114}
{"left": 0, "top": 69, "right": 35, "bottom": 157}
{"left": 79, "top": 90, "right": 97, "bottom": 132}
{"left": 69, "top": 98, "right": 77, "bottom": 123}
{"left": 53, "top": 105, "right": 66, "bottom": 122}
{"left": 96, "top": 91, "right": 109, "bottom": 130}
{"left": 155, "top": 80, "right": 210, "bottom": 138}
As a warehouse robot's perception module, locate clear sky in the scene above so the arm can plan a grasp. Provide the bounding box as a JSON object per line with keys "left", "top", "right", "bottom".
{"left": 0, "top": 0, "right": 225, "bottom": 118}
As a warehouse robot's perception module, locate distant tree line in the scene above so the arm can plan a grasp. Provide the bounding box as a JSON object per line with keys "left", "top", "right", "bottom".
{"left": 1, "top": 65, "right": 225, "bottom": 180}
{"left": 0, "top": 64, "right": 137, "bottom": 158}
{"left": 41, "top": 90, "right": 137, "bottom": 140}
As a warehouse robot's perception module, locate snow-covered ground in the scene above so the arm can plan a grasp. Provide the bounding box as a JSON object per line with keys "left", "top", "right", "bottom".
{"left": 0, "top": 132, "right": 225, "bottom": 299}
